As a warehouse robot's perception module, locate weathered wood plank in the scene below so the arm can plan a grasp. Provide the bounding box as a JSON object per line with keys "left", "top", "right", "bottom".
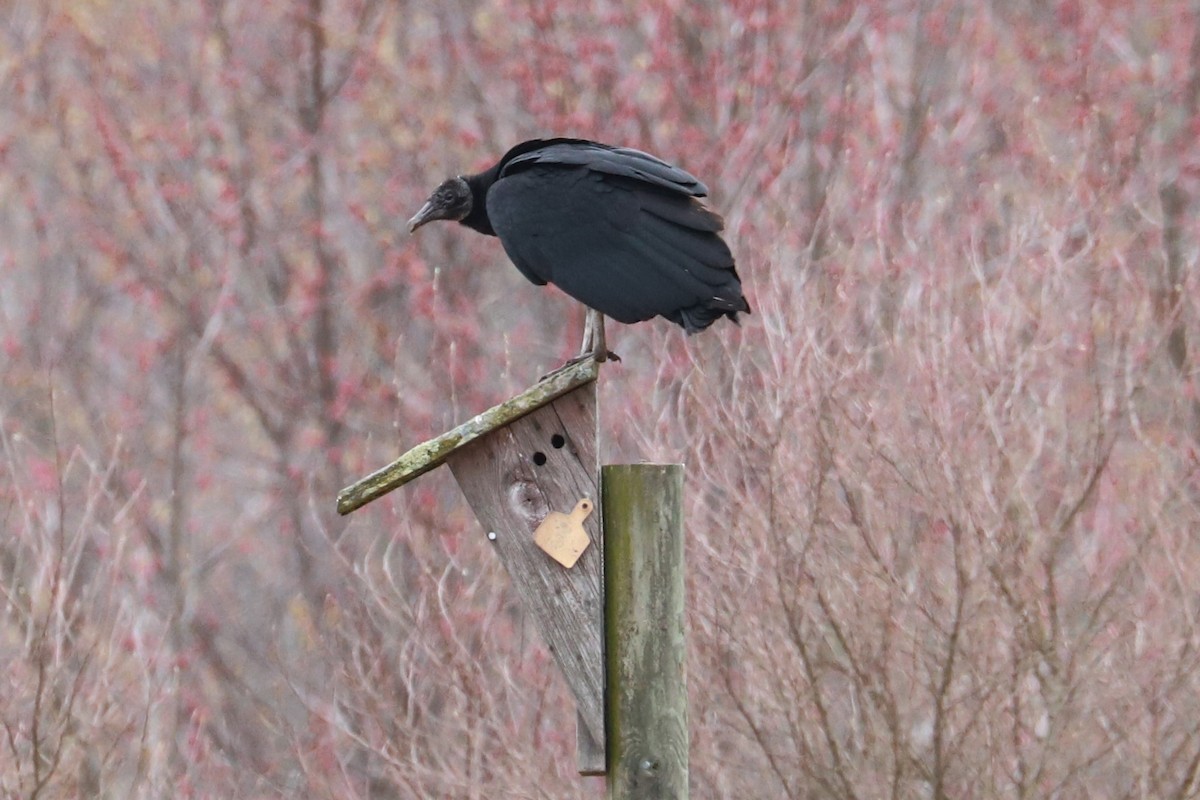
{"left": 336, "top": 358, "right": 599, "bottom": 515}
{"left": 446, "top": 383, "right": 606, "bottom": 771}
{"left": 577, "top": 709, "right": 605, "bottom": 776}
{"left": 603, "top": 464, "right": 687, "bottom": 800}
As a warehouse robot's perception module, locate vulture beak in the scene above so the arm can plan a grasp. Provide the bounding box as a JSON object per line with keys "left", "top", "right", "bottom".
{"left": 407, "top": 200, "right": 439, "bottom": 233}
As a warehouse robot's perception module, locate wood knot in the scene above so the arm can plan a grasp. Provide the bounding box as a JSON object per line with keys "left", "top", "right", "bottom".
{"left": 507, "top": 479, "right": 548, "bottom": 525}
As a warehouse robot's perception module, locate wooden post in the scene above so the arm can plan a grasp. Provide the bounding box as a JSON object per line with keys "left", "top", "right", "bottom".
{"left": 602, "top": 464, "right": 688, "bottom": 800}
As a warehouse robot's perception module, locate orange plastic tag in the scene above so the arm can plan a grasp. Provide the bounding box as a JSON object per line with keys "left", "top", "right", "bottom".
{"left": 534, "top": 498, "right": 594, "bottom": 568}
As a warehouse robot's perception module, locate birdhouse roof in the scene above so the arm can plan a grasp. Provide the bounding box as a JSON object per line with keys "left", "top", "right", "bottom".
{"left": 337, "top": 358, "right": 599, "bottom": 515}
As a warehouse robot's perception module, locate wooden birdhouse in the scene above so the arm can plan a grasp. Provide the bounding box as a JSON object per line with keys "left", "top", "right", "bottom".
{"left": 337, "top": 359, "right": 607, "bottom": 773}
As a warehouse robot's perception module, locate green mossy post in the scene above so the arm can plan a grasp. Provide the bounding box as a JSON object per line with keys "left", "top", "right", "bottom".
{"left": 603, "top": 464, "right": 688, "bottom": 800}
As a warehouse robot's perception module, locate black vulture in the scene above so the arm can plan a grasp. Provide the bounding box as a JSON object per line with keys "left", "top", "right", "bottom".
{"left": 408, "top": 138, "right": 750, "bottom": 364}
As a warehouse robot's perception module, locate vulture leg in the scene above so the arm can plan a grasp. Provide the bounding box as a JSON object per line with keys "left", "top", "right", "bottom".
{"left": 554, "top": 308, "right": 619, "bottom": 376}
{"left": 580, "top": 308, "right": 606, "bottom": 363}
{"left": 581, "top": 308, "right": 619, "bottom": 364}
{"left": 580, "top": 308, "right": 597, "bottom": 360}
